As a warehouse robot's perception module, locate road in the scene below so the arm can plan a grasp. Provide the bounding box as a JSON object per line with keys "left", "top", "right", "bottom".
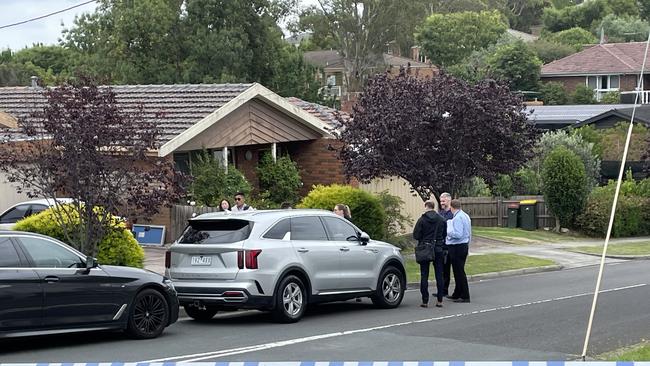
{"left": 0, "top": 260, "right": 648, "bottom": 362}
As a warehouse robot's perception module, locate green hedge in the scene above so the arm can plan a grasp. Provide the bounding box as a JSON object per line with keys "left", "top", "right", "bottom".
{"left": 15, "top": 206, "right": 144, "bottom": 268}
{"left": 298, "top": 184, "right": 386, "bottom": 240}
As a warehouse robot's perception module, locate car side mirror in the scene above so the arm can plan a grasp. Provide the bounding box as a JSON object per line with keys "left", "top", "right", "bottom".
{"left": 85, "top": 256, "right": 97, "bottom": 270}
{"left": 358, "top": 232, "right": 370, "bottom": 245}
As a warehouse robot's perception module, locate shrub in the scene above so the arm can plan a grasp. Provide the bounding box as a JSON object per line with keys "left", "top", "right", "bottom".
{"left": 540, "top": 82, "right": 568, "bottom": 105}
{"left": 492, "top": 174, "right": 515, "bottom": 197}
{"left": 189, "top": 149, "right": 251, "bottom": 206}
{"left": 601, "top": 90, "right": 620, "bottom": 104}
{"left": 514, "top": 167, "right": 542, "bottom": 195}
{"left": 544, "top": 27, "right": 598, "bottom": 50}
{"left": 458, "top": 176, "right": 492, "bottom": 197}
{"left": 572, "top": 85, "right": 596, "bottom": 104}
{"left": 257, "top": 154, "right": 302, "bottom": 206}
{"left": 542, "top": 146, "right": 589, "bottom": 229}
{"left": 375, "top": 190, "right": 413, "bottom": 246}
{"left": 529, "top": 39, "right": 576, "bottom": 64}
{"left": 15, "top": 206, "right": 144, "bottom": 268}
{"left": 298, "top": 184, "right": 386, "bottom": 240}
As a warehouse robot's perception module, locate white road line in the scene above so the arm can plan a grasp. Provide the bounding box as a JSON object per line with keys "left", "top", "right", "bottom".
{"left": 142, "top": 283, "right": 646, "bottom": 363}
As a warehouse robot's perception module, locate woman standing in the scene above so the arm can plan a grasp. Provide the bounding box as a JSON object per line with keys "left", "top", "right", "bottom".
{"left": 218, "top": 199, "right": 231, "bottom": 212}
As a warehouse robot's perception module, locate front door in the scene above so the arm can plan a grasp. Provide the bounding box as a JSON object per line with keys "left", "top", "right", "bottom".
{"left": 322, "top": 217, "right": 378, "bottom": 291}
{"left": 0, "top": 237, "right": 43, "bottom": 331}
{"left": 17, "top": 236, "right": 125, "bottom": 327}
{"left": 290, "top": 216, "right": 341, "bottom": 293}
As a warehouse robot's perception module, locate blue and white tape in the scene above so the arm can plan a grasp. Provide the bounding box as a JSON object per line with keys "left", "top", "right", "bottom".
{"left": 2, "top": 362, "right": 649, "bottom": 366}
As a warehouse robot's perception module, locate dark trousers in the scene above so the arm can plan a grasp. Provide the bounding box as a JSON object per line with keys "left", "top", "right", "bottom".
{"left": 419, "top": 247, "right": 445, "bottom": 303}
{"left": 443, "top": 250, "right": 451, "bottom": 296}
{"left": 448, "top": 243, "right": 470, "bottom": 300}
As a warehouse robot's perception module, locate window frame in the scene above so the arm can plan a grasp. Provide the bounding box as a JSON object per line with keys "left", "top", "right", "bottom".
{"left": 289, "top": 216, "right": 330, "bottom": 241}
{"left": 15, "top": 235, "right": 86, "bottom": 269}
{"left": 321, "top": 216, "right": 360, "bottom": 242}
{"left": 0, "top": 237, "right": 25, "bottom": 268}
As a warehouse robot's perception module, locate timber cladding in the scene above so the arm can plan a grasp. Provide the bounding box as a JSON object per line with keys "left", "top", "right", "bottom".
{"left": 178, "top": 99, "right": 323, "bottom": 151}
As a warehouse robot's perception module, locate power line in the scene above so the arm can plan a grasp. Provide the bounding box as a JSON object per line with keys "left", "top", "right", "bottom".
{"left": 0, "top": 0, "right": 97, "bottom": 30}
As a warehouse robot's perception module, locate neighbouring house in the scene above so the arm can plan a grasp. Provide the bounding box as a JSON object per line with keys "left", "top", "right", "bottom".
{"left": 525, "top": 104, "right": 639, "bottom": 130}
{"left": 0, "top": 83, "right": 353, "bottom": 241}
{"left": 303, "top": 48, "right": 438, "bottom": 102}
{"left": 540, "top": 42, "right": 650, "bottom": 103}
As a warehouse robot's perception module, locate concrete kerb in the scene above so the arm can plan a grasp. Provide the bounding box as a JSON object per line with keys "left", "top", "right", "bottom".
{"left": 405, "top": 264, "right": 564, "bottom": 288}
{"left": 565, "top": 251, "right": 650, "bottom": 260}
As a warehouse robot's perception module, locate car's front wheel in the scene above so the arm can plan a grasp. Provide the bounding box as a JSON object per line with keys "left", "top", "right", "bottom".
{"left": 371, "top": 266, "right": 405, "bottom": 309}
{"left": 126, "top": 289, "right": 169, "bottom": 339}
{"left": 184, "top": 305, "right": 219, "bottom": 321}
{"left": 273, "top": 275, "right": 307, "bottom": 323}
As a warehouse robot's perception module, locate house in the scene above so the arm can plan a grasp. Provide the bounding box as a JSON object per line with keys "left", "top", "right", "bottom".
{"left": 303, "top": 49, "right": 438, "bottom": 100}
{"left": 525, "top": 104, "right": 639, "bottom": 129}
{"left": 0, "top": 83, "right": 353, "bottom": 240}
{"left": 540, "top": 42, "right": 650, "bottom": 103}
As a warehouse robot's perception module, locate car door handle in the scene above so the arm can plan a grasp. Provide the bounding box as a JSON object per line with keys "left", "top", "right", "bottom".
{"left": 297, "top": 248, "right": 309, "bottom": 253}
{"left": 44, "top": 276, "right": 59, "bottom": 283}
{"left": 340, "top": 247, "right": 350, "bottom": 252}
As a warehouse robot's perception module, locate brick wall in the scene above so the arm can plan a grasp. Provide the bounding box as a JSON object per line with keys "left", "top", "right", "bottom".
{"left": 289, "top": 138, "right": 355, "bottom": 196}
{"left": 542, "top": 74, "right": 639, "bottom": 94}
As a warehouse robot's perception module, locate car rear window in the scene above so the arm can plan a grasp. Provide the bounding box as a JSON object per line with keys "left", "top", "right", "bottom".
{"left": 178, "top": 219, "right": 252, "bottom": 244}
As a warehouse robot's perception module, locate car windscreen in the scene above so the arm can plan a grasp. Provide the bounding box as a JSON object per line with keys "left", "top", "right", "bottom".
{"left": 178, "top": 219, "right": 253, "bottom": 244}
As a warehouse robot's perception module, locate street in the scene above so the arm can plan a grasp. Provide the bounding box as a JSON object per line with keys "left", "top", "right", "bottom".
{"left": 0, "top": 260, "right": 648, "bottom": 362}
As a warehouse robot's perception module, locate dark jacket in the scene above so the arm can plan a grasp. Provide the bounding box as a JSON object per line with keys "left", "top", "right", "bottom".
{"left": 413, "top": 210, "right": 447, "bottom": 244}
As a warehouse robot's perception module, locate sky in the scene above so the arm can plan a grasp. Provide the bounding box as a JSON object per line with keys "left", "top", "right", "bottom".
{"left": 0, "top": 0, "right": 321, "bottom": 51}
{"left": 0, "top": 0, "right": 97, "bottom": 50}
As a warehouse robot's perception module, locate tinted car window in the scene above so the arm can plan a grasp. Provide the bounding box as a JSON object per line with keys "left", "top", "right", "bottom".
{"left": 263, "top": 219, "right": 290, "bottom": 240}
{"left": 322, "top": 217, "right": 358, "bottom": 241}
{"left": 29, "top": 204, "right": 48, "bottom": 216}
{"left": 0, "top": 205, "right": 30, "bottom": 223}
{"left": 0, "top": 238, "right": 21, "bottom": 267}
{"left": 179, "top": 219, "right": 252, "bottom": 244}
{"left": 19, "top": 237, "right": 84, "bottom": 268}
{"left": 290, "top": 216, "right": 328, "bottom": 241}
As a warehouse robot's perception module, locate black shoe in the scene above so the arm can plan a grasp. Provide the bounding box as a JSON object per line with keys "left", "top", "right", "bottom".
{"left": 420, "top": 303, "right": 429, "bottom": 308}
{"left": 445, "top": 295, "right": 459, "bottom": 300}
{"left": 453, "top": 298, "right": 470, "bottom": 303}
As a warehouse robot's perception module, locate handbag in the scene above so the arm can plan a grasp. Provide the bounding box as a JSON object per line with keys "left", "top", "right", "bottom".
{"left": 414, "top": 223, "right": 440, "bottom": 264}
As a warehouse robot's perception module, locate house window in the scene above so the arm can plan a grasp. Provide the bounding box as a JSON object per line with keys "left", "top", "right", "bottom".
{"left": 213, "top": 148, "right": 235, "bottom": 168}
{"left": 586, "top": 75, "right": 620, "bottom": 101}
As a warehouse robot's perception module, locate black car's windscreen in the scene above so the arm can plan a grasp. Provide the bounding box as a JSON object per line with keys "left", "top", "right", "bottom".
{"left": 179, "top": 219, "right": 253, "bottom": 244}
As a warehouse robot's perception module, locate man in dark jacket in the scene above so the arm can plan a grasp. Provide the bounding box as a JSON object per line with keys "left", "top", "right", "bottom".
{"left": 413, "top": 201, "right": 447, "bottom": 308}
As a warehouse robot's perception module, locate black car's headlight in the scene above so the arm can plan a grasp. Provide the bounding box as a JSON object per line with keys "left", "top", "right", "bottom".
{"left": 163, "top": 278, "right": 175, "bottom": 291}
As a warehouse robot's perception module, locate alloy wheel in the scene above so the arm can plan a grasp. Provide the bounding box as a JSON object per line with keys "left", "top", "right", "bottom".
{"left": 133, "top": 293, "right": 167, "bottom": 335}
{"left": 382, "top": 273, "right": 401, "bottom": 303}
{"left": 283, "top": 282, "right": 303, "bottom": 316}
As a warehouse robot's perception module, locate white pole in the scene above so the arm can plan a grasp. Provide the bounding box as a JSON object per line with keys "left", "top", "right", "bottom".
{"left": 271, "top": 143, "right": 277, "bottom": 163}
{"left": 580, "top": 31, "right": 650, "bottom": 361}
{"left": 223, "top": 146, "right": 228, "bottom": 174}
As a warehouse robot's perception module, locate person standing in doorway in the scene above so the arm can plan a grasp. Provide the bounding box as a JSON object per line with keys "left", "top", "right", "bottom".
{"left": 413, "top": 200, "right": 447, "bottom": 308}
{"left": 231, "top": 192, "right": 254, "bottom": 212}
{"left": 446, "top": 199, "right": 472, "bottom": 303}
{"left": 439, "top": 192, "right": 453, "bottom": 297}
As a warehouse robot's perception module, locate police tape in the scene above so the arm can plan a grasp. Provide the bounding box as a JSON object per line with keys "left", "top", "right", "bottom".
{"left": 0, "top": 362, "right": 648, "bottom": 366}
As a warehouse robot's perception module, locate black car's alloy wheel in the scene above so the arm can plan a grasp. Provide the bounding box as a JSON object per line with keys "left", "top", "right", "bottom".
{"left": 127, "top": 289, "right": 169, "bottom": 339}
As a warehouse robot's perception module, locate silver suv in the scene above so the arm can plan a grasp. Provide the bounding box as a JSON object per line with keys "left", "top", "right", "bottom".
{"left": 166, "top": 209, "right": 406, "bottom": 323}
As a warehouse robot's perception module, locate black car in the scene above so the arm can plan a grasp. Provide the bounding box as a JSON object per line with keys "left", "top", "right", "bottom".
{"left": 0, "top": 231, "right": 178, "bottom": 339}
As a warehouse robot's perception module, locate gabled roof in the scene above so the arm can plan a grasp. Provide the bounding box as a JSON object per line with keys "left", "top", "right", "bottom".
{"left": 541, "top": 42, "right": 650, "bottom": 76}
{"left": 525, "top": 104, "right": 637, "bottom": 128}
{"left": 303, "top": 50, "right": 434, "bottom": 70}
{"left": 0, "top": 83, "right": 335, "bottom": 153}
{"left": 571, "top": 105, "right": 650, "bottom": 128}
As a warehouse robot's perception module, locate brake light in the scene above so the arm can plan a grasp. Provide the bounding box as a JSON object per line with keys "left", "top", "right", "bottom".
{"left": 165, "top": 250, "right": 171, "bottom": 268}
{"left": 237, "top": 250, "right": 244, "bottom": 269}
{"left": 245, "top": 249, "right": 262, "bottom": 269}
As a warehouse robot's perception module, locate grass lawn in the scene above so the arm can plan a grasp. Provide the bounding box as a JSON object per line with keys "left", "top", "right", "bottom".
{"left": 473, "top": 227, "right": 585, "bottom": 245}
{"left": 599, "top": 341, "right": 650, "bottom": 361}
{"left": 404, "top": 252, "right": 555, "bottom": 283}
{"left": 568, "top": 241, "right": 650, "bottom": 256}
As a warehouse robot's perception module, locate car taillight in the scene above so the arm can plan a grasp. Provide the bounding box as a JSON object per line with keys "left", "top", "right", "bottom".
{"left": 165, "top": 250, "right": 171, "bottom": 268}
{"left": 245, "top": 249, "right": 262, "bottom": 269}
{"left": 237, "top": 250, "right": 244, "bottom": 269}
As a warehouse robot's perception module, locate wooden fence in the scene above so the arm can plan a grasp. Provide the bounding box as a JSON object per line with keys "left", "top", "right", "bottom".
{"left": 459, "top": 195, "right": 555, "bottom": 228}
{"left": 170, "top": 205, "right": 222, "bottom": 242}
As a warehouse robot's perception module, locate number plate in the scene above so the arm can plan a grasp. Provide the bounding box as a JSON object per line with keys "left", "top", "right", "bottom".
{"left": 191, "top": 256, "right": 212, "bottom": 266}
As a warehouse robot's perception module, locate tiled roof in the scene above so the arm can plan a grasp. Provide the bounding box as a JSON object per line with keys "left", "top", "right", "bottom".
{"left": 286, "top": 97, "right": 349, "bottom": 130}
{"left": 541, "top": 42, "right": 650, "bottom": 76}
{"left": 304, "top": 50, "right": 434, "bottom": 70}
{"left": 0, "top": 84, "right": 254, "bottom": 144}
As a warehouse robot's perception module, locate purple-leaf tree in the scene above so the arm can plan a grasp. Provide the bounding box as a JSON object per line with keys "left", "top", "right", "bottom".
{"left": 336, "top": 71, "right": 537, "bottom": 203}
{"left": 0, "top": 77, "right": 184, "bottom": 255}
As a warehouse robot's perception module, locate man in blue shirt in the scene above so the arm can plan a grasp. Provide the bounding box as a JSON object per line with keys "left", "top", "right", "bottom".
{"left": 446, "top": 199, "right": 472, "bottom": 303}
{"left": 439, "top": 192, "right": 453, "bottom": 297}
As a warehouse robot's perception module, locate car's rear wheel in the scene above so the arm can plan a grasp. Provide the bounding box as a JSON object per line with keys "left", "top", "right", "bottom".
{"left": 371, "top": 266, "right": 405, "bottom": 309}
{"left": 184, "top": 304, "right": 219, "bottom": 321}
{"left": 273, "top": 275, "right": 307, "bottom": 323}
{"left": 126, "top": 289, "right": 169, "bottom": 339}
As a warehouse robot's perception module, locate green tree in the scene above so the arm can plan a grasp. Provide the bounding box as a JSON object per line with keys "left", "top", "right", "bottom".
{"left": 542, "top": 146, "right": 589, "bottom": 230}
{"left": 492, "top": 174, "right": 515, "bottom": 197}
{"left": 640, "top": 0, "right": 650, "bottom": 20}
{"left": 542, "top": 0, "right": 638, "bottom": 32}
{"left": 601, "top": 90, "right": 620, "bottom": 104}
{"left": 529, "top": 39, "right": 577, "bottom": 63}
{"left": 416, "top": 10, "right": 508, "bottom": 67}
{"left": 13, "top": 45, "right": 75, "bottom": 75}
{"left": 595, "top": 14, "right": 650, "bottom": 42}
{"left": 486, "top": 40, "right": 542, "bottom": 91}
{"left": 257, "top": 154, "right": 303, "bottom": 206}
{"left": 513, "top": 167, "right": 542, "bottom": 194}
{"left": 540, "top": 82, "right": 569, "bottom": 105}
{"left": 544, "top": 27, "right": 598, "bottom": 50}
{"left": 189, "top": 150, "right": 251, "bottom": 206}
{"left": 572, "top": 84, "right": 596, "bottom": 104}
{"left": 447, "top": 32, "right": 518, "bottom": 84}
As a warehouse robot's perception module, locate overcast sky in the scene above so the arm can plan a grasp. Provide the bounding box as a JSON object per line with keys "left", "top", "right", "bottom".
{"left": 0, "top": 0, "right": 321, "bottom": 51}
